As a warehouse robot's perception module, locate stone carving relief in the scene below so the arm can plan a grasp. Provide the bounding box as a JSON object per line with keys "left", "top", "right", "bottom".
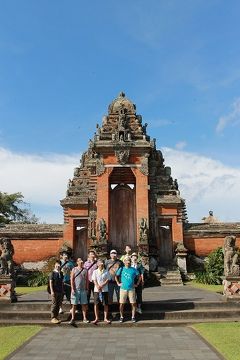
{"left": 139, "top": 218, "right": 148, "bottom": 244}
{"left": 140, "top": 153, "right": 149, "bottom": 176}
{"left": 98, "top": 218, "right": 107, "bottom": 244}
{"left": 95, "top": 155, "right": 105, "bottom": 176}
{"left": 88, "top": 210, "right": 97, "bottom": 240}
{"left": 223, "top": 235, "right": 239, "bottom": 276}
{"left": 115, "top": 149, "right": 130, "bottom": 165}
{"left": 0, "top": 238, "right": 14, "bottom": 276}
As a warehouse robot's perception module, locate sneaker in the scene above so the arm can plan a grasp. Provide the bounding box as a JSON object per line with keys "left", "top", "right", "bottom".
{"left": 132, "top": 317, "right": 136, "bottom": 323}
{"left": 83, "top": 319, "right": 90, "bottom": 324}
{"left": 119, "top": 317, "right": 124, "bottom": 323}
{"left": 68, "top": 319, "right": 75, "bottom": 326}
{"left": 51, "top": 318, "right": 61, "bottom": 324}
{"left": 59, "top": 308, "right": 64, "bottom": 314}
{"left": 136, "top": 307, "right": 142, "bottom": 314}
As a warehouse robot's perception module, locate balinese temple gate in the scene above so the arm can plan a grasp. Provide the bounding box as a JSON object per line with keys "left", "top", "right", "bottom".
{"left": 60, "top": 92, "right": 187, "bottom": 265}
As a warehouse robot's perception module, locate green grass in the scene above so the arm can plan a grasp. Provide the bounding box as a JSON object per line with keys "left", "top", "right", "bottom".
{"left": 193, "top": 322, "right": 240, "bottom": 360}
{"left": 0, "top": 326, "right": 42, "bottom": 360}
{"left": 16, "top": 285, "right": 46, "bottom": 295}
{"left": 186, "top": 280, "right": 223, "bottom": 293}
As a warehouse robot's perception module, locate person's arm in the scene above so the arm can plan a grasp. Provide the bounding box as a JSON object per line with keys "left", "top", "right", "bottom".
{"left": 71, "top": 269, "right": 76, "bottom": 293}
{"left": 134, "top": 270, "right": 141, "bottom": 287}
{"left": 115, "top": 268, "right": 122, "bottom": 286}
{"left": 49, "top": 272, "right": 54, "bottom": 295}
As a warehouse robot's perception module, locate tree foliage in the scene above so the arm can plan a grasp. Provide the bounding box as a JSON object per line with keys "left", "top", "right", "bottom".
{"left": 194, "top": 247, "right": 224, "bottom": 285}
{"left": 0, "top": 192, "right": 39, "bottom": 224}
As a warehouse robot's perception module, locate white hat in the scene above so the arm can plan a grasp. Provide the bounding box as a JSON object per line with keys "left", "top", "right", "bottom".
{"left": 110, "top": 249, "right": 117, "bottom": 254}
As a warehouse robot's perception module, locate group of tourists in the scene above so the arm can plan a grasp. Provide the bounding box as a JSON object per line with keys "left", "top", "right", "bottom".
{"left": 49, "top": 246, "right": 145, "bottom": 325}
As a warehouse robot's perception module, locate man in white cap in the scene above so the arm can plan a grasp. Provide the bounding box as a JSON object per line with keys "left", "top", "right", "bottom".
{"left": 105, "top": 250, "right": 123, "bottom": 305}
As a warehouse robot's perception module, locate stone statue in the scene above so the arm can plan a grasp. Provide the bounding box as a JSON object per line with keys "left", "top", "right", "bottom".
{"left": 74, "top": 167, "right": 80, "bottom": 177}
{"left": 0, "top": 238, "right": 14, "bottom": 276}
{"left": 99, "top": 218, "right": 107, "bottom": 244}
{"left": 139, "top": 218, "right": 148, "bottom": 243}
{"left": 223, "top": 235, "right": 239, "bottom": 276}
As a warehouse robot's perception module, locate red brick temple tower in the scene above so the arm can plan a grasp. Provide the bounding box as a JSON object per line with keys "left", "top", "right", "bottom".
{"left": 60, "top": 92, "right": 187, "bottom": 265}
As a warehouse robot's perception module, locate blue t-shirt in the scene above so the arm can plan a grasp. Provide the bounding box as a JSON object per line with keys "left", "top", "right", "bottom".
{"left": 116, "top": 266, "right": 139, "bottom": 290}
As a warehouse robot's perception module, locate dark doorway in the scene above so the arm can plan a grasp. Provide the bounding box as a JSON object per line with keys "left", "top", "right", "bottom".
{"left": 157, "top": 221, "right": 173, "bottom": 266}
{"left": 74, "top": 219, "right": 88, "bottom": 261}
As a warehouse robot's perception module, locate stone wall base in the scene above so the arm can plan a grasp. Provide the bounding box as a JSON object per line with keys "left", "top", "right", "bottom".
{"left": 223, "top": 276, "right": 240, "bottom": 300}
{"left": 0, "top": 276, "right": 17, "bottom": 303}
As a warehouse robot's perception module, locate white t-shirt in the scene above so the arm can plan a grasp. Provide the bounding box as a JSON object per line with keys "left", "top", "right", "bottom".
{"left": 92, "top": 269, "right": 111, "bottom": 292}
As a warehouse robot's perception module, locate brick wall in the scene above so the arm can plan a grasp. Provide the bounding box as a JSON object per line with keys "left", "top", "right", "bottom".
{"left": 12, "top": 237, "right": 64, "bottom": 264}
{"left": 184, "top": 235, "right": 240, "bottom": 256}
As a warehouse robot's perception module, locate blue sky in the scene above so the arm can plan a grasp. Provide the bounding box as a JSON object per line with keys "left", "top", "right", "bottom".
{"left": 0, "top": 1, "right": 240, "bottom": 223}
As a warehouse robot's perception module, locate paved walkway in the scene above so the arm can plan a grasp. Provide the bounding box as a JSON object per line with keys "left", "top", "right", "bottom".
{"left": 8, "top": 327, "right": 222, "bottom": 360}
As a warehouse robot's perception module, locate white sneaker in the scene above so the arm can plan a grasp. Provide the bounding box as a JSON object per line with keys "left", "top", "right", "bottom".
{"left": 136, "top": 307, "right": 142, "bottom": 314}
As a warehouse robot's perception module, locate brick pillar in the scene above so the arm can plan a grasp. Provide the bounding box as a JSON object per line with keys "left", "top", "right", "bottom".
{"left": 63, "top": 217, "right": 74, "bottom": 249}
{"left": 96, "top": 168, "right": 112, "bottom": 242}
{"left": 171, "top": 215, "right": 183, "bottom": 243}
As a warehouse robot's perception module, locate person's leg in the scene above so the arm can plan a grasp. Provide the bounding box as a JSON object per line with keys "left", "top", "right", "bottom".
{"left": 136, "top": 284, "right": 143, "bottom": 312}
{"left": 71, "top": 305, "right": 76, "bottom": 321}
{"left": 55, "top": 293, "right": 62, "bottom": 318}
{"left": 129, "top": 290, "right": 137, "bottom": 321}
{"left": 119, "top": 303, "right": 124, "bottom": 319}
{"left": 51, "top": 293, "right": 57, "bottom": 319}
{"left": 114, "top": 282, "right": 120, "bottom": 303}
{"left": 131, "top": 303, "right": 137, "bottom": 319}
{"left": 82, "top": 304, "right": 88, "bottom": 322}
{"left": 119, "top": 289, "right": 127, "bottom": 321}
{"left": 103, "top": 293, "right": 110, "bottom": 323}
{"left": 108, "top": 282, "right": 114, "bottom": 305}
{"left": 93, "top": 304, "right": 99, "bottom": 322}
{"left": 87, "top": 282, "right": 94, "bottom": 303}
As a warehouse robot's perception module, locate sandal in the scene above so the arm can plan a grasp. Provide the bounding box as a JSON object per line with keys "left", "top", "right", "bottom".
{"left": 104, "top": 319, "right": 111, "bottom": 324}
{"left": 91, "top": 319, "right": 98, "bottom": 324}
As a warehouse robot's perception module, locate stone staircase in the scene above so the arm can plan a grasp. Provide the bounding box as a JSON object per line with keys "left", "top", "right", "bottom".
{"left": 1, "top": 299, "right": 240, "bottom": 327}
{"left": 160, "top": 269, "right": 183, "bottom": 286}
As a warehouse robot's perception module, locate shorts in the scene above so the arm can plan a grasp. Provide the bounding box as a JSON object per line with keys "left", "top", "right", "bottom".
{"left": 119, "top": 289, "right": 136, "bottom": 304}
{"left": 93, "top": 292, "right": 109, "bottom": 305}
{"left": 71, "top": 289, "right": 88, "bottom": 305}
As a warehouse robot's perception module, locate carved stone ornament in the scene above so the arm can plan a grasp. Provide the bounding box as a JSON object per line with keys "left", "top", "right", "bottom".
{"left": 88, "top": 210, "right": 97, "bottom": 240}
{"left": 139, "top": 218, "right": 148, "bottom": 244}
{"left": 140, "top": 153, "right": 149, "bottom": 176}
{"left": 115, "top": 149, "right": 130, "bottom": 165}
{"left": 223, "top": 235, "right": 239, "bottom": 276}
{"left": 98, "top": 218, "right": 107, "bottom": 244}
{"left": 95, "top": 156, "right": 105, "bottom": 176}
{"left": 0, "top": 238, "right": 14, "bottom": 277}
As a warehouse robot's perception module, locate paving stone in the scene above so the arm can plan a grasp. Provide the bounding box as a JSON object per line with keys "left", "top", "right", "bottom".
{"left": 8, "top": 327, "right": 222, "bottom": 360}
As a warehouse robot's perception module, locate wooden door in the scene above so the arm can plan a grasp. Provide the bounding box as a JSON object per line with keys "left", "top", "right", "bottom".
{"left": 157, "top": 224, "right": 173, "bottom": 266}
{"left": 110, "top": 184, "right": 136, "bottom": 253}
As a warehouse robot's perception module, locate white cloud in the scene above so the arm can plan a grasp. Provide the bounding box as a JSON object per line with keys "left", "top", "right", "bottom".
{"left": 216, "top": 97, "right": 240, "bottom": 133}
{"left": 162, "top": 147, "right": 240, "bottom": 222}
{"left": 0, "top": 147, "right": 80, "bottom": 223}
{"left": 1, "top": 146, "right": 240, "bottom": 224}
{"left": 175, "top": 141, "right": 187, "bottom": 150}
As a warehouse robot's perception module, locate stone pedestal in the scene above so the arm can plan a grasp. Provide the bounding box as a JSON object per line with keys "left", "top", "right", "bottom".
{"left": 223, "top": 276, "right": 240, "bottom": 299}
{"left": 0, "top": 276, "right": 17, "bottom": 303}
{"left": 176, "top": 251, "right": 188, "bottom": 276}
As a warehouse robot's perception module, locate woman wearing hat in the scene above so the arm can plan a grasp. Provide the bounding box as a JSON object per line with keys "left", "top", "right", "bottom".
{"left": 131, "top": 252, "right": 144, "bottom": 314}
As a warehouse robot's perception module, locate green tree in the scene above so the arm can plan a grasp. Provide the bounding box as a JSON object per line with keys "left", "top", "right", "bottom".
{"left": 0, "top": 192, "right": 39, "bottom": 224}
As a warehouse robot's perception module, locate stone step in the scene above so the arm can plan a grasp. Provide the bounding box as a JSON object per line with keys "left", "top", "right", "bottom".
{"left": 0, "top": 317, "right": 240, "bottom": 327}
{"left": 1, "top": 308, "right": 240, "bottom": 321}
{"left": 1, "top": 300, "right": 238, "bottom": 311}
